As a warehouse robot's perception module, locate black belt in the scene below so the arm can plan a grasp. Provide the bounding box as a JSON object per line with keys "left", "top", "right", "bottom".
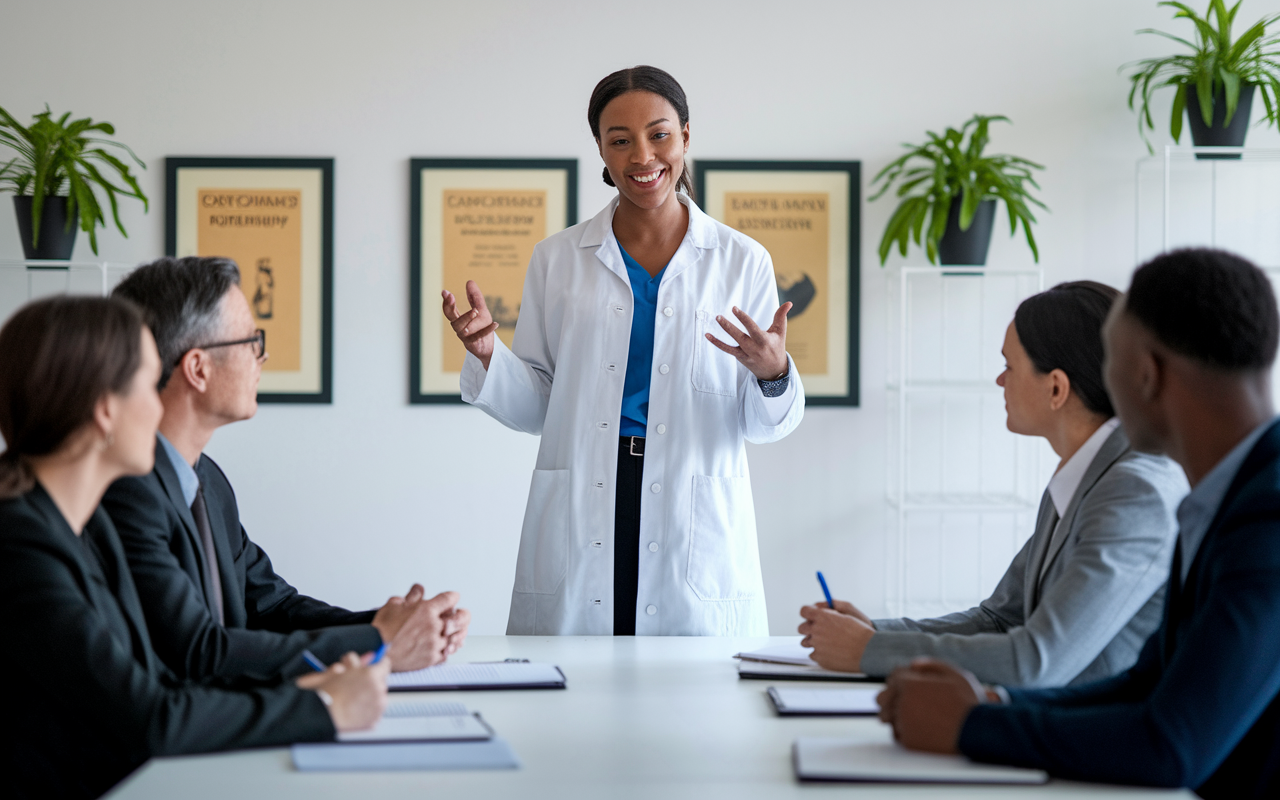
{"left": 620, "top": 436, "right": 645, "bottom": 457}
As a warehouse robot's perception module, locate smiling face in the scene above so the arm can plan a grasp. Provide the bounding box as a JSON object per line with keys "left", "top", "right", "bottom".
{"left": 596, "top": 90, "right": 689, "bottom": 211}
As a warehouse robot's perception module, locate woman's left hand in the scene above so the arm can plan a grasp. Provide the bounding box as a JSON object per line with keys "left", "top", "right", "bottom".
{"left": 706, "top": 303, "right": 792, "bottom": 381}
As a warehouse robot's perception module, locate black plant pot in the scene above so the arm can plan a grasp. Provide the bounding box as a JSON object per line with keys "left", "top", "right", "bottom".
{"left": 1186, "top": 83, "right": 1255, "bottom": 160}
{"left": 13, "top": 196, "right": 77, "bottom": 260}
{"left": 937, "top": 198, "right": 996, "bottom": 266}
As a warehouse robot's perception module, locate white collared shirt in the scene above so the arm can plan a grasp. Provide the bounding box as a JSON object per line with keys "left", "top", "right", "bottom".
{"left": 1047, "top": 417, "right": 1122, "bottom": 517}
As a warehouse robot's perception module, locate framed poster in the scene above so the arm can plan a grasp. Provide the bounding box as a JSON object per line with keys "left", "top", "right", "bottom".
{"left": 695, "top": 160, "right": 860, "bottom": 406}
{"left": 409, "top": 157, "right": 577, "bottom": 404}
{"left": 165, "top": 157, "right": 334, "bottom": 404}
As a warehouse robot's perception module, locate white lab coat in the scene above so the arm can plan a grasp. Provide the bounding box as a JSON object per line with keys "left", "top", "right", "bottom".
{"left": 461, "top": 193, "right": 805, "bottom": 635}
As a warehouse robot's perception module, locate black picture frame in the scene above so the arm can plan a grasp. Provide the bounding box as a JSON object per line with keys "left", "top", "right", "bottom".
{"left": 408, "top": 157, "right": 578, "bottom": 404}
{"left": 165, "top": 156, "right": 335, "bottom": 404}
{"left": 694, "top": 159, "right": 861, "bottom": 407}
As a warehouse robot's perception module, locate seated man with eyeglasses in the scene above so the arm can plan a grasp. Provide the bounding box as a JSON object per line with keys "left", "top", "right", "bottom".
{"left": 102, "top": 256, "right": 469, "bottom": 685}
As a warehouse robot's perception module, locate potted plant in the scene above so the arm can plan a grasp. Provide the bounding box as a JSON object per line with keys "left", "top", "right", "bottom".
{"left": 0, "top": 105, "right": 148, "bottom": 260}
{"left": 871, "top": 114, "right": 1046, "bottom": 266}
{"left": 1127, "top": 0, "right": 1280, "bottom": 159}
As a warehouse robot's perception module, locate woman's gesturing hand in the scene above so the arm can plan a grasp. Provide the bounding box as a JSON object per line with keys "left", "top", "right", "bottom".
{"left": 442, "top": 280, "right": 500, "bottom": 370}
{"left": 706, "top": 303, "right": 792, "bottom": 381}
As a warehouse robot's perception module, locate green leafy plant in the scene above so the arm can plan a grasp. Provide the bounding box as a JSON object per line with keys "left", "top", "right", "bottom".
{"left": 1126, "top": 0, "right": 1280, "bottom": 150}
{"left": 0, "top": 105, "right": 148, "bottom": 254}
{"left": 870, "top": 114, "right": 1046, "bottom": 265}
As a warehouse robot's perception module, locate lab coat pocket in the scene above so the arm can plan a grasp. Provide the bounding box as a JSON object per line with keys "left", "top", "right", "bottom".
{"left": 513, "top": 469, "right": 570, "bottom": 595}
{"left": 687, "top": 475, "right": 765, "bottom": 601}
{"left": 691, "top": 310, "right": 740, "bottom": 397}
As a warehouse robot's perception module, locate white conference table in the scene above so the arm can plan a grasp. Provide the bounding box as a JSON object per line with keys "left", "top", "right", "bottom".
{"left": 108, "top": 636, "right": 1190, "bottom": 799}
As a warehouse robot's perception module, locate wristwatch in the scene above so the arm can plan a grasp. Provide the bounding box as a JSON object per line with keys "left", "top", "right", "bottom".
{"left": 757, "top": 360, "right": 791, "bottom": 398}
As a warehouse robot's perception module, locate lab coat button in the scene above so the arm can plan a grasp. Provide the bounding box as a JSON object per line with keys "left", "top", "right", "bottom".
{"left": 646, "top": 605, "right": 657, "bottom": 615}
{"left": 651, "top": 483, "right": 661, "bottom": 494}
{"left": 658, "top": 364, "right": 670, "bottom": 375}
{"left": 606, "top": 363, "right": 618, "bottom": 372}
{"left": 648, "top": 542, "right": 659, "bottom": 552}
{"left": 663, "top": 307, "right": 673, "bottom": 317}
{"left": 598, "top": 421, "right": 609, "bottom": 429}
{"left": 656, "top": 424, "right": 666, "bottom": 434}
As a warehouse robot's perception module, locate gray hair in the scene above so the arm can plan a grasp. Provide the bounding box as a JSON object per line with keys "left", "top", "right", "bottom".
{"left": 112, "top": 256, "right": 241, "bottom": 389}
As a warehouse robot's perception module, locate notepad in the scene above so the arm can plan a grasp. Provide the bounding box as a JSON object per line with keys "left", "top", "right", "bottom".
{"left": 737, "top": 659, "right": 874, "bottom": 682}
{"left": 388, "top": 662, "right": 566, "bottom": 691}
{"left": 734, "top": 643, "right": 820, "bottom": 666}
{"left": 793, "top": 738, "right": 1048, "bottom": 784}
{"left": 292, "top": 738, "right": 520, "bottom": 771}
{"left": 383, "top": 699, "right": 469, "bottom": 718}
{"left": 336, "top": 713, "right": 492, "bottom": 743}
{"left": 768, "top": 686, "right": 880, "bottom": 716}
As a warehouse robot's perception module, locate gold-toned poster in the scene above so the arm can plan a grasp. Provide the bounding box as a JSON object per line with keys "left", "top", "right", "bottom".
{"left": 167, "top": 158, "right": 333, "bottom": 403}
{"left": 196, "top": 189, "right": 302, "bottom": 371}
{"left": 723, "top": 192, "right": 830, "bottom": 377}
{"left": 699, "top": 162, "right": 860, "bottom": 406}
{"left": 411, "top": 159, "right": 576, "bottom": 403}
{"left": 439, "top": 189, "right": 547, "bottom": 372}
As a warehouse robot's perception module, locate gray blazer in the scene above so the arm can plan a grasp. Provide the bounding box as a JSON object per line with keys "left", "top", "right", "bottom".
{"left": 861, "top": 426, "right": 1188, "bottom": 688}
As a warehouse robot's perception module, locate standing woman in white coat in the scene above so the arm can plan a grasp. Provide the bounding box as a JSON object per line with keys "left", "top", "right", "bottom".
{"left": 442, "top": 66, "right": 805, "bottom": 636}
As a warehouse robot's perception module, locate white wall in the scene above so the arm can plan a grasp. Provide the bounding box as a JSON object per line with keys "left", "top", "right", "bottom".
{"left": 4, "top": 0, "right": 1279, "bottom": 634}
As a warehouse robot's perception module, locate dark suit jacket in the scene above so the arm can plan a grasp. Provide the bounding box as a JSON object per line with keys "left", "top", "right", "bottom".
{"left": 959, "top": 420, "right": 1280, "bottom": 798}
{"left": 101, "top": 438, "right": 380, "bottom": 684}
{"left": 0, "top": 485, "right": 334, "bottom": 799}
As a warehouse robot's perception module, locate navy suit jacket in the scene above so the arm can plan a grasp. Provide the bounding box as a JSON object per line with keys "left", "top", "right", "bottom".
{"left": 0, "top": 486, "right": 332, "bottom": 799}
{"left": 101, "top": 438, "right": 380, "bottom": 683}
{"left": 959, "top": 420, "right": 1280, "bottom": 798}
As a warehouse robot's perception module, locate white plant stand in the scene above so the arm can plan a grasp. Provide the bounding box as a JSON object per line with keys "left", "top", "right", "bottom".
{"left": 885, "top": 265, "right": 1049, "bottom": 618}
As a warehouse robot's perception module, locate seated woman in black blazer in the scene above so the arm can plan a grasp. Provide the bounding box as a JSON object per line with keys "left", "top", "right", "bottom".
{"left": 0, "top": 296, "right": 389, "bottom": 799}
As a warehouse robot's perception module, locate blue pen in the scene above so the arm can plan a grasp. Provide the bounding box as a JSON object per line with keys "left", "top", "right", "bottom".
{"left": 816, "top": 571, "right": 835, "bottom": 609}
{"left": 301, "top": 649, "right": 326, "bottom": 672}
{"left": 303, "top": 643, "right": 387, "bottom": 672}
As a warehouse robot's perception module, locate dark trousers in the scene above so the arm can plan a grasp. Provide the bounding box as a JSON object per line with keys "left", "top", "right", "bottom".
{"left": 614, "top": 437, "right": 644, "bottom": 635}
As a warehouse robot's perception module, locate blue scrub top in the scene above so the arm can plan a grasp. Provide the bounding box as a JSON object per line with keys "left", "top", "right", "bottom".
{"left": 618, "top": 242, "right": 668, "bottom": 437}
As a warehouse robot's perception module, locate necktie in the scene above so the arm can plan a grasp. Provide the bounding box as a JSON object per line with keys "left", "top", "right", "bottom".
{"left": 191, "top": 486, "right": 226, "bottom": 626}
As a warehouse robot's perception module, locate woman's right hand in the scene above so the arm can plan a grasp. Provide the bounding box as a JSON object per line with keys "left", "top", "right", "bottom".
{"left": 442, "top": 280, "right": 499, "bottom": 370}
{"left": 817, "top": 598, "right": 874, "bottom": 626}
{"left": 296, "top": 651, "right": 391, "bottom": 732}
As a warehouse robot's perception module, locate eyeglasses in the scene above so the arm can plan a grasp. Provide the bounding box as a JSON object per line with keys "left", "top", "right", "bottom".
{"left": 181, "top": 328, "right": 266, "bottom": 363}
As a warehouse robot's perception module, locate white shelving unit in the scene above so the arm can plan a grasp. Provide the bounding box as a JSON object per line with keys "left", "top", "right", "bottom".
{"left": 1136, "top": 146, "right": 1280, "bottom": 268}
{"left": 0, "top": 258, "right": 138, "bottom": 323}
{"left": 885, "top": 265, "right": 1049, "bottom": 619}
{"left": 1135, "top": 146, "right": 1280, "bottom": 400}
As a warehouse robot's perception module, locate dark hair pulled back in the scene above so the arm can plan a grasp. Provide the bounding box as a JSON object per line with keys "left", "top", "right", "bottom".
{"left": 1014, "top": 280, "right": 1120, "bottom": 418}
{"left": 0, "top": 296, "right": 145, "bottom": 499}
{"left": 588, "top": 65, "right": 694, "bottom": 199}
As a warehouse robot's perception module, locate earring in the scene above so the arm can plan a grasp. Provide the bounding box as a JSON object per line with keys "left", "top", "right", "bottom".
{"left": 102, "top": 432, "right": 115, "bottom": 450}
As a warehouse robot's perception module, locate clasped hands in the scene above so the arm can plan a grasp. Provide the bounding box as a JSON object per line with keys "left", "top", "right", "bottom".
{"left": 443, "top": 280, "right": 792, "bottom": 381}
{"left": 371, "top": 584, "right": 470, "bottom": 672}
{"left": 799, "top": 598, "right": 991, "bottom": 755}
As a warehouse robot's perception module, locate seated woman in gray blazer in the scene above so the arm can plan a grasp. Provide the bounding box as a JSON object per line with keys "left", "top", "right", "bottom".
{"left": 798, "top": 281, "right": 1188, "bottom": 688}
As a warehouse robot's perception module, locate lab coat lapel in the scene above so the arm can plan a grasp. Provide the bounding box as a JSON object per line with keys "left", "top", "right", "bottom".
{"left": 581, "top": 194, "right": 719, "bottom": 286}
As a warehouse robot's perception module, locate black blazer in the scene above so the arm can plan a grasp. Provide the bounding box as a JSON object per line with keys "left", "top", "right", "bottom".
{"left": 101, "top": 438, "right": 379, "bottom": 684}
{"left": 0, "top": 485, "right": 334, "bottom": 799}
{"left": 959, "top": 420, "right": 1280, "bottom": 798}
